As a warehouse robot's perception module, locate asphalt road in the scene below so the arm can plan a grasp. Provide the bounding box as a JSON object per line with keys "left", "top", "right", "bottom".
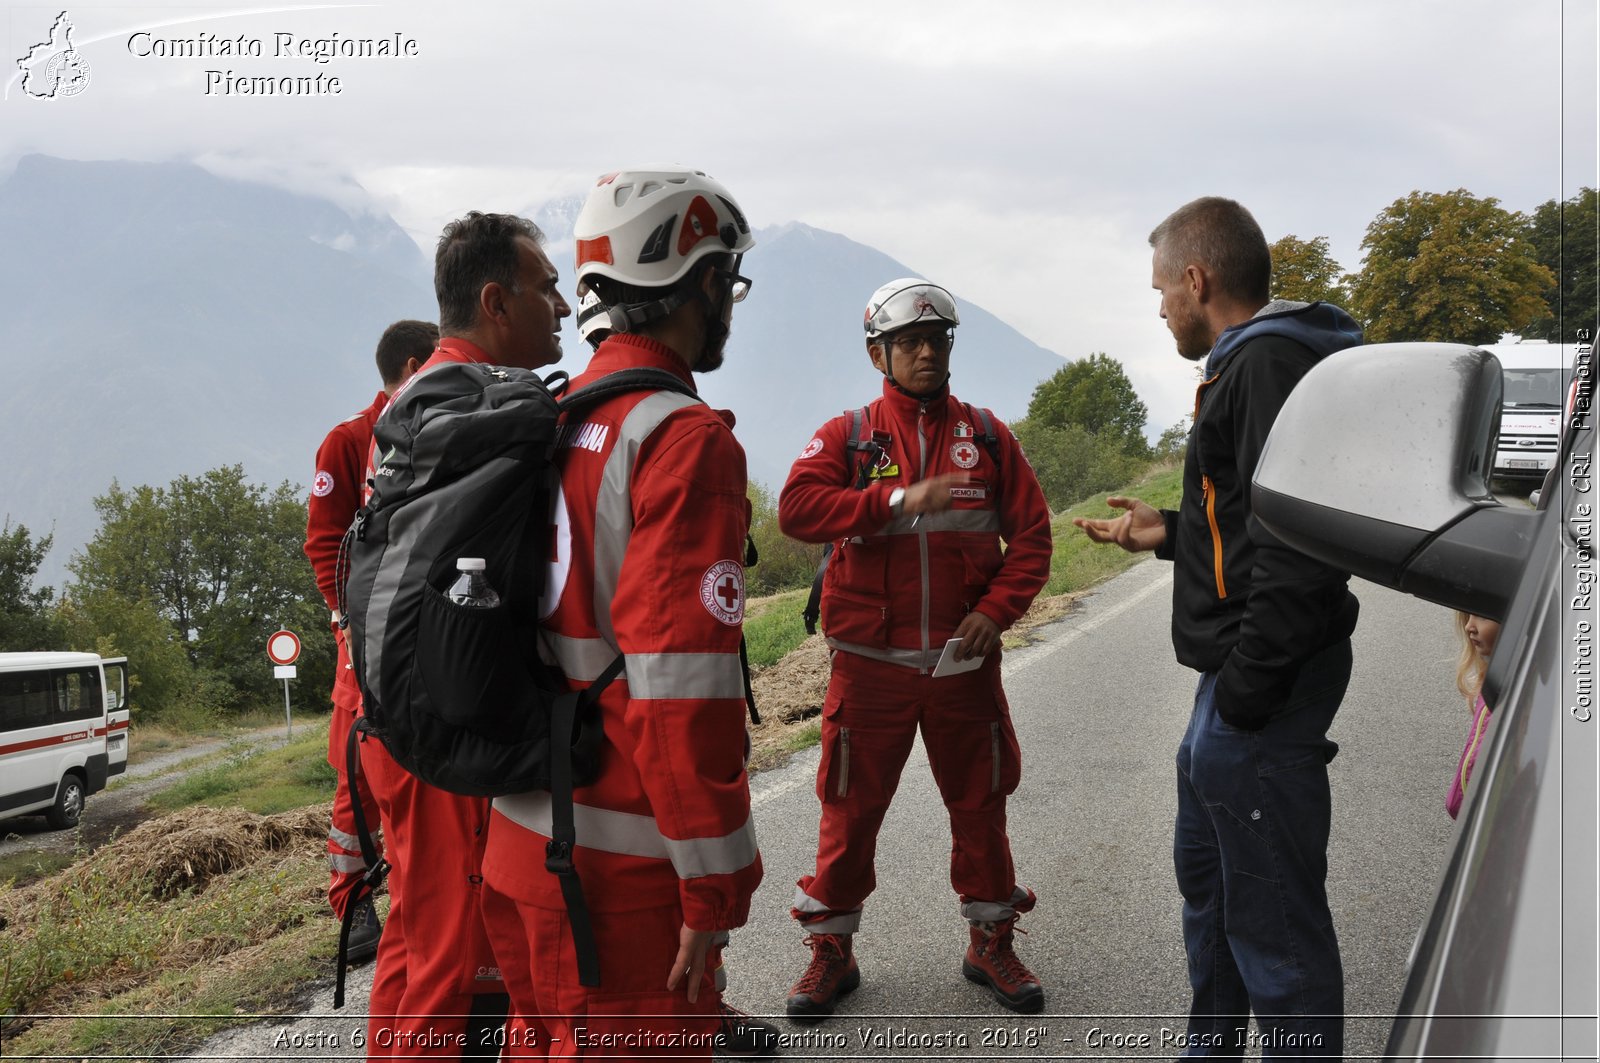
{"left": 191, "top": 558, "right": 1466, "bottom": 1060}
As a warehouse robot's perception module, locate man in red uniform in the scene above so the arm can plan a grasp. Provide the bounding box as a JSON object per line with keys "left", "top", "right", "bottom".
{"left": 481, "top": 167, "right": 763, "bottom": 1061}
{"left": 778, "top": 278, "right": 1053, "bottom": 1020}
{"left": 305, "top": 319, "right": 435, "bottom": 964}
{"left": 360, "top": 212, "right": 570, "bottom": 1060}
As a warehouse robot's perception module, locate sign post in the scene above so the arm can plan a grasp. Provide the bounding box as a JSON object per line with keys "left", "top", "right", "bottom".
{"left": 267, "top": 629, "right": 301, "bottom": 740}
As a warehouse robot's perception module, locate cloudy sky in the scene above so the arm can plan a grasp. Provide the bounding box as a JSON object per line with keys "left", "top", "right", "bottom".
{"left": 4, "top": 0, "right": 1595, "bottom": 431}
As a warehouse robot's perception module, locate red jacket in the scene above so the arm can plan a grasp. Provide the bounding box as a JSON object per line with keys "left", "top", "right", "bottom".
{"left": 779, "top": 380, "right": 1052, "bottom": 670}
{"left": 484, "top": 334, "right": 762, "bottom": 932}
{"left": 305, "top": 390, "right": 387, "bottom": 612}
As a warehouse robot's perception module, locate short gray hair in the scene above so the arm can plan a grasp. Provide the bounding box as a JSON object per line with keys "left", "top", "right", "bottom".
{"left": 1148, "top": 196, "right": 1270, "bottom": 304}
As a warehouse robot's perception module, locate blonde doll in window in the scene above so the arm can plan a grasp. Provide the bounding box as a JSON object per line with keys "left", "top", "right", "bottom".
{"left": 1447, "top": 612, "right": 1501, "bottom": 819}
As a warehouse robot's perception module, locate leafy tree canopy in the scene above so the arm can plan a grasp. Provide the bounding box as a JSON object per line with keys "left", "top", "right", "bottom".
{"left": 0, "top": 521, "right": 64, "bottom": 651}
{"left": 1347, "top": 188, "right": 1554, "bottom": 345}
{"left": 1025, "top": 353, "right": 1150, "bottom": 457}
{"left": 1270, "top": 235, "right": 1350, "bottom": 307}
{"left": 67, "top": 465, "right": 331, "bottom": 710}
{"left": 1522, "top": 186, "right": 1598, "bottom": 344}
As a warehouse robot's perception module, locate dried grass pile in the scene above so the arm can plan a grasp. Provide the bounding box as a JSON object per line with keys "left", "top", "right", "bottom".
{"left": 0, "top": 805, "right": 330, "bottom": 925}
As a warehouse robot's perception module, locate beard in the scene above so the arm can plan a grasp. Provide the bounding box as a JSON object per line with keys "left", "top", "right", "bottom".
{"left": 695, "top": 321, "right": 729, "bottom": 373}
{"left": 1169, "top": 309, "right": 1212, "bottom": 362}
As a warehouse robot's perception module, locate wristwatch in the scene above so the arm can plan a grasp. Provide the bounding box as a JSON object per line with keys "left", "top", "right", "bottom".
{"left": 888, "top": 487, "right": 906, "bottom": 517}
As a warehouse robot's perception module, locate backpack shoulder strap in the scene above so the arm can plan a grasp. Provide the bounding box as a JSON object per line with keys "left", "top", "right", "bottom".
{"left": 964, "top": 402, "right": 1002, "bottom": 465}
{"left": 556, "top": 367, "right": 700, "bottom": 417}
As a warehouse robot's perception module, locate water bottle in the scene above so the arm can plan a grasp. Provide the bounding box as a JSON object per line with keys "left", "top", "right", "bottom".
{"left": 447, "top": 557, "right": 501, "bottom": 608}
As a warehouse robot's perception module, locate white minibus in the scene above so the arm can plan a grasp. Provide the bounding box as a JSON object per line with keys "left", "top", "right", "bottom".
{"left": 1480, "top": 340, "right": 1580, "bottom": 480}
{"left": 0, "top": 652, "right": 130, "bottom": 829}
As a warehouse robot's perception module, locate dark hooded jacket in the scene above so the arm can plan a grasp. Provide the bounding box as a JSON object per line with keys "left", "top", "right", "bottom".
{"left": 1155, "top": 300, "right": 1364, "bottom": 728}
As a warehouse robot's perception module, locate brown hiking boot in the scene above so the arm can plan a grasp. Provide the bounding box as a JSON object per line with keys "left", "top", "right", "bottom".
{"left": 963, "top": 915, "right": 1044, "bottom": 1014}
{"left": 785, "top": 933, "right": 860, "bottom": 1023}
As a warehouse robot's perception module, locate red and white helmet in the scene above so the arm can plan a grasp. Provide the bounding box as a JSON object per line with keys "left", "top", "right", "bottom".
{"left": 863, "top": 278, "right": 960, "bottom": 340}
{"left": 574, "top": 167, "right": 754, "bottom": 291}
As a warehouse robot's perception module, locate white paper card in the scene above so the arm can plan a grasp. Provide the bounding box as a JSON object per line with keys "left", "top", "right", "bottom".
{"left": 931, "top": 638, "right": 984, "bottom": 678}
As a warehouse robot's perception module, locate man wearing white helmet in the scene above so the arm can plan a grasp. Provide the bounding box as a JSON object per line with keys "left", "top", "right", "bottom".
{"left": 481, "top": 167, "right": 766, "bottom": 1059}
{"left": 778, "top": 279, "right": 1053, "bottom": 1019}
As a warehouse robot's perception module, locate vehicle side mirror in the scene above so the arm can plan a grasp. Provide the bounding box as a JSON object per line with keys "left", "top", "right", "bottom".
{"left": 1253, "top": 343, "right": 1537, "bottom": 619}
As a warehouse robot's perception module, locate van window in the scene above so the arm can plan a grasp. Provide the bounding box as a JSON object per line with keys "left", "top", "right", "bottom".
{"left": 0, "top": 673, "right": 53, "bottom": 729}
{"left": 1503, "top": 368, "right": 1567, "bottom": 407}
{"left": 58, "top": 668, "right": 102, "bottom": 724}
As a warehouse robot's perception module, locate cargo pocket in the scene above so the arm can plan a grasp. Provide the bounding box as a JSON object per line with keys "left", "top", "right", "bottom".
{"left": 815, "top": 721, "right": 852, "bottom": 803}
{"left": 989, "top": 716, "right": 1022, "bottom": 796}
{"left": 416, "top": 585, "right": 526, "bottom": 733}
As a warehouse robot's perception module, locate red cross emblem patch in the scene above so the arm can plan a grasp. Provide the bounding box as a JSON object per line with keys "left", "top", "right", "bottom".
{"left": 700, "top": 560, "right": 745, "bottom": 626}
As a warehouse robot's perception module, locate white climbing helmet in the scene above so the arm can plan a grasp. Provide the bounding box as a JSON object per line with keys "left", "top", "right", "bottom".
{"left": 573, "top": 166, "right": 754, "bottom": 291}
{"left": 863, "top": 278, "right": 960, "bottom": 340}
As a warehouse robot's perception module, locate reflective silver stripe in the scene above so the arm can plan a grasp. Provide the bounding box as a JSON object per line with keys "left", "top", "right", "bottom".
{"left": 541, "top": 632, "right": 619, "bottom": 682}
{"left": 592, "top": 391, "right": 703, "bottom": 645}
{"left": 494, "top": 791, "right": 758, "bottom": 879}
{"left": 825, "top": 638, "right": 942, "bottom": 671}
{"left": 328, "top": 853, "right": 367, "bottom": 873}
{"left": 626, "top": 652, "right": 745, "bottom": 700}
{"left": 791, "top": 886, "right": 863, "bottom": 934}
{"left": 961, "top": 886, "right": 1032, "bottom": 924}
{"left": 328, "top": 825, "right": 362, "bottom": 851}
{"left": 883, "top": 509, "right": 1001, "bottom": 535}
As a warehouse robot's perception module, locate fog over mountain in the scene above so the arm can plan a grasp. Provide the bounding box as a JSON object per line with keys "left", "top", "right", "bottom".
{"left": 3, "top": 157, "right": 1066, "bottom": 587}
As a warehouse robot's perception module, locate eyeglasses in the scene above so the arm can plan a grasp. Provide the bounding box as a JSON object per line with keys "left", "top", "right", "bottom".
{"left": 888, "top": 330, "right": 954, "bottom": 356}
{"left": 715, "top": 267, "right": 752, "bottom": 303}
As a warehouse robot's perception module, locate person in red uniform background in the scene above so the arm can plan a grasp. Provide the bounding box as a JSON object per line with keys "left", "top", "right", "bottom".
{"left": 305, "top": 319, "right": 434, "bottom": 965}
{"left": 778, "top": 278, "right": 1053, "bottom": 1020}
{"left": 480, "top": 167, "right": 763, "bottom": 1061}
{"left": 360, "top": 212, "right": 570, "bottom": 1060}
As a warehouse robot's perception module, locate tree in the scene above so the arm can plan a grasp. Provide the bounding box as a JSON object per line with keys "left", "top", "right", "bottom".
{"left": 1153, "top": 418, "right": 1191, "bottom": 464}
{"left": 1522, "top": 186, "right": 1598, "bottom": 343}
{"left": 1026, "top": 353, "right": 1150, "bottom": 457}
{"left": 746, "top": 480, "right": 823, "bottom": 598}
{"left": 1012, "top": 418, "right": 1149, "bottom": 513}
{"left": 1270, "top": 235, "right": 1350, "bottom": 306}
{"left": 1347, "top": 189, "right": 1554, "bottom": 344}
{"left": 0, "top": 521, "right": 65, "bottom": 651}
{"left": 67, "top": 465, "right": 333, "bottom": 711}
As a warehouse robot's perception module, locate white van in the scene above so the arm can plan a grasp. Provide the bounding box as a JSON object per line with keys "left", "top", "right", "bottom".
{"left": 0, "top": 652, "right": 130, "bottom": 829}
{"left": 1480, "top": 341, "right": 1579, "bottom": 480}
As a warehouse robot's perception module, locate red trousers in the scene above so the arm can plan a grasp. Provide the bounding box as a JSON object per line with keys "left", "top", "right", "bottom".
{"left": 793, "top": 650, "right": 1023, "bottom": 931}
{"left": 360, "top": 734, "right": 505, "bottom": 1059}
{"left": 481, "top": 886, "right": 718, "bottom": 1060}
{"left": 328, "top": 640, "right": 382, "bottom": 919}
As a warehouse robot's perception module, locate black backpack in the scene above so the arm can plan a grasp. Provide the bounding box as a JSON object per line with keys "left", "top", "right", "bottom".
{"left": 331, "top": 360, "right": 699, "bottom": 999}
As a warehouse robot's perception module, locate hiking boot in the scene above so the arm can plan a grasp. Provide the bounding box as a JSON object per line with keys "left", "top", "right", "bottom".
{"left": 785, "top": 933, "right": 860, "bottom": 1024}
{"left": 713, "top": 1001, "right": 779, "bottom": 1058}
{"left": 963, "top": 916, "right": 1044, "bottom": 1014}
{"left": 343, "top": 895, "right": 383, "bottom": 965}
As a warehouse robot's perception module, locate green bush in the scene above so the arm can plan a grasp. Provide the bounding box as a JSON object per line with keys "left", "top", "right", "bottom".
{"left": 1014, "top": 418, "right": 1151, "bottom": 513}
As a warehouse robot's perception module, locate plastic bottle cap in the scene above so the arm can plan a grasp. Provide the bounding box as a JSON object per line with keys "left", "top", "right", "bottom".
{"left": 456, "top": 557, "right": 487, "bottom": 572}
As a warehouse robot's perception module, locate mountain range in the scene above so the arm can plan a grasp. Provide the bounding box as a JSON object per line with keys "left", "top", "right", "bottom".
{"left": 1, "top": 156, "right": 1065, "bottom": 586}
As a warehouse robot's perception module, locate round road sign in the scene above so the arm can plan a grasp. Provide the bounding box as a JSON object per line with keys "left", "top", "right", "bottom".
{"left": 267, "top": 629, "right": 302, "bottom": 665}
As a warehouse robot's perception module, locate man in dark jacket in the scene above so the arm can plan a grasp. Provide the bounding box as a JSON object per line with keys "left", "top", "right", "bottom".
{"left": 1075, "top": 196, "right": 1362, "bottom": 1059}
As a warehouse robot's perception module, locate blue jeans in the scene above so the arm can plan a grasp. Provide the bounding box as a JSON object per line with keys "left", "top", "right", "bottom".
{"left": 1174, "top": 639, "right": 1351, "bottom": 1060}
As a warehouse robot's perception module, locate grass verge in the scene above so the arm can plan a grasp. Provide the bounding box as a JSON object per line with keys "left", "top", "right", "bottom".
{"left": 1044, "top": 464, "right": 1184, "bottom": 596}
{"left": 144, "top": 729, "right": 334, "bottom": 815}
{"left": 0, "top": 807, "right": 337, "bottom": 1058}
